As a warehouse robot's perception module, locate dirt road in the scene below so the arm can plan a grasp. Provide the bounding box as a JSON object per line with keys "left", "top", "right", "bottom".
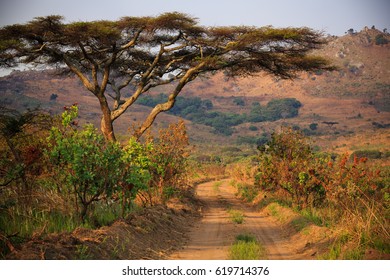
{"left": 169, "top": 179, "right": 309, "bottom": 260}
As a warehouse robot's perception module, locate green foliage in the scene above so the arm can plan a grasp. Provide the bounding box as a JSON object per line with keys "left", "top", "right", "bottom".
{"left": 236, "top": 134, "right": 269, "bottom": 146}
{"left": 229, "top": 234, "right": 266, "bottom": 260}
{"left": 235, "top": 182, "right": 259, "bottom": 202}
{"left": 75, "top": 244, "right": 93, "bottom": 260}
{"left": 0, "top": 106, "right": 194, "bottom": 258}
{"left": 47, "top": 105, "right": 151, "bottom": 221}
{"left": 248, "top": 98, "right": 302, "bottom": 122}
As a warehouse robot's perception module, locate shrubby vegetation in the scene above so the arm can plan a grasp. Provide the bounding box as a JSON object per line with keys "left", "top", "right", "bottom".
{"left": 230, "top": 128, "right": 389, "bottom": 258}
{"left": 350, "top": 150, "right": 386, "bottom": 160}
{"left": 0, "top": 106, "right": 190, "bottom": 257}
{"left": 141, "top": 121, "right": 190, "bottom": 205}
{"left": 248, "top": 98, "right": 302, "bottom": 122}
{"left": 137, "top": 94, "right": 302, "bottom": 135}
{"left": 255, "top": 129, "right": 327, "bottom": 209}
{"left": 235, "top": 134, "right": 270, "bottom": 146}
{"left": 47, "top": 106, "right": 153, "bottom": 221}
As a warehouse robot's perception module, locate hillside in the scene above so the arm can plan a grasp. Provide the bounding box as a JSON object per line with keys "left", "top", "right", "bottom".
{"left": 0, "top": 28, "right": 389, "bottom": 155}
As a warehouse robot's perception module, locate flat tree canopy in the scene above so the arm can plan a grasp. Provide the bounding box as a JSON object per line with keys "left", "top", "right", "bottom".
{"left": 0, "top": 13, "right": 334, "bottom": 141}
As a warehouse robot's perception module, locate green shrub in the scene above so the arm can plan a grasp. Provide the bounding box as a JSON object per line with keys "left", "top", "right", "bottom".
{"left": 47, "top": 106, "right": 151, "bottom": 221}
{"left": 309, "top": 123, "right": 318, "bottom": 130}
{"left": 255, "top": 128, "right": 389, "bottom": 257}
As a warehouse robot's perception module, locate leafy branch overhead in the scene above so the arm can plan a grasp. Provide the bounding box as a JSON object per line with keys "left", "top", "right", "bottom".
{"left": 0, "top": 13, "right": 335, "bottom": 141}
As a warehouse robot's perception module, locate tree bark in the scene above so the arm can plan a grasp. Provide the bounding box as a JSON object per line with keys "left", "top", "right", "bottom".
{"left": 97, "top": 95, "right": 116, "bottom": 142}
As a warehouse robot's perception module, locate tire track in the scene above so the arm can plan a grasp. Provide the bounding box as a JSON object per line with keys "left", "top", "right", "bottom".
{"left": 169, "top": 179, "right": 303, "bottom": 260}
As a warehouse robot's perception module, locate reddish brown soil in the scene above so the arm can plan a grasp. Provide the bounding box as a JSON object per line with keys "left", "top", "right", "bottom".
{"left": 169, "top": 179, "right": 329, "bottom": 260}
{"left": 6, "top": 196, "right": 201, "bottom": 260}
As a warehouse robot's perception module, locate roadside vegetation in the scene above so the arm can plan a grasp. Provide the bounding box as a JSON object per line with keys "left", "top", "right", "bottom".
{"left": 1, "top": 103, "right": 388, "bottom": 260}
{"left": 230, "top": 128, "right": 389, "bottom": 259}
{"left": 0, "top": 106, "right": 191, "bottom": 258}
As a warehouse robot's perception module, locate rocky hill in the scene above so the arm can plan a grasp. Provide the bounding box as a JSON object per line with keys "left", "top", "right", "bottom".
{"left": 0, "top": 28, "right": 389, "bottom": 154}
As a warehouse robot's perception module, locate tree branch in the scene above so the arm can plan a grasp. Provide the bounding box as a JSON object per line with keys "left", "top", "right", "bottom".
{"left": 134, "top": 62, "right": 205, "bottom": 138}
{"left": 62, "top": 54, "right": 96, "bottom": 93}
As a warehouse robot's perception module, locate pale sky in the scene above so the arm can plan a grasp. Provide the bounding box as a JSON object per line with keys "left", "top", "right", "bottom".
{"left": 0, "top": 0, "right": 389, "bottom": 35}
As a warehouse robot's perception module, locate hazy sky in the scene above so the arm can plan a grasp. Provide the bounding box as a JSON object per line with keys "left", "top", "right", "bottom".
{"left": 0, "top": 0, "right": 389, "bottom": 35}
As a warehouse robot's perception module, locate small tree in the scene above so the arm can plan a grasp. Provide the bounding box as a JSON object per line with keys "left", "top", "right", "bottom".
{"left": 50, "top": 93, "right": 58, "bottom": 101}
{"left": 233, "top": 97, "right": 245, "bottom": 106}
{"left": 309, "top": 123, "right": 318, "bottom": 130}
{"left": 0, "top": 13, "right": 334, "bottom": 141}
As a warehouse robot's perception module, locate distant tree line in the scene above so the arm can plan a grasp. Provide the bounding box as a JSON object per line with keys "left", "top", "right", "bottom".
{"left": 137, "top": 94, "right": 302, "bottom": 135}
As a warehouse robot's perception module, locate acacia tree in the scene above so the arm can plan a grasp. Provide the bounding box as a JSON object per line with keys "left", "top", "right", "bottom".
{"left": 0, "top": 13, "right": 334, "bottom": 141}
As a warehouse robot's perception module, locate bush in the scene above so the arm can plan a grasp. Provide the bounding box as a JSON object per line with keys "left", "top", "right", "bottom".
{"left": 309, "top": 123, "right": 318, "bottom": 130}
{"left": 255, "top": 128, "right": 326, "bottom": 209}
{"left": 0, "top": 107, "right": 194, "bottom": 257}
{"left": 142, "top": 120, "right": 190, "bottom": 205}
{"left": 50, "top": 93, "right": 58, "bottom": 101}
{"left": 47, "top": 106, "right": 151, "bottom": 221}
{"left": 235, "top": 182, "right": 259, "bottom": 202}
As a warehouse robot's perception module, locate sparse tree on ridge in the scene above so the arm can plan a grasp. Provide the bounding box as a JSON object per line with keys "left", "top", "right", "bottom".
{"left": 0, "top": 13, "right": 334, "bottom": 141}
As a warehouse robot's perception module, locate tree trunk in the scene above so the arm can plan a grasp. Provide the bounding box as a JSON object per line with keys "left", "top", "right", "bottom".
{"left": 97, "top": 95, "right": 116, "bottom": 142}
{"left": 80, "top": 203, "right": 88, "bottom": 223}
{"left": 101, "top": 116, "right": 116, "bottom": 142}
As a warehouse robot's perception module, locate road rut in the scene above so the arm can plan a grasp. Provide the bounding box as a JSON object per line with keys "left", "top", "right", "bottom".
{"left": 169, "top": 179, "right": 305, "bottom": 260}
